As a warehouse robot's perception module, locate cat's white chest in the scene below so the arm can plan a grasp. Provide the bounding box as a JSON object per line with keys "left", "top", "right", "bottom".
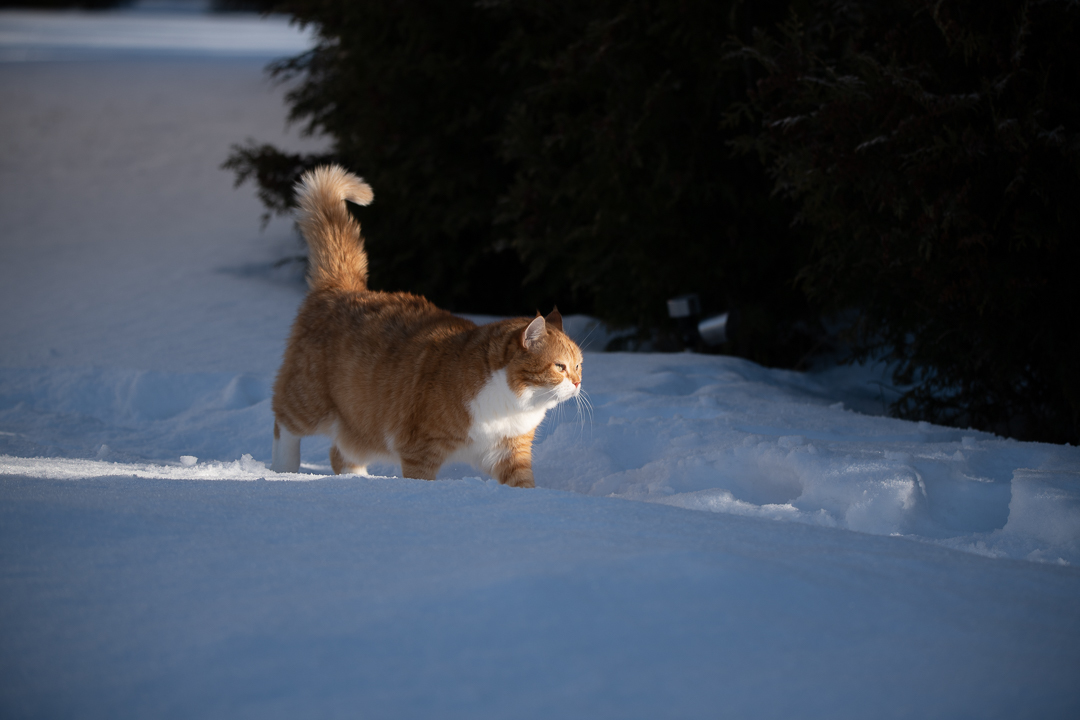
{"left": 467, "top": 368, "right": 553, "bottom": 442}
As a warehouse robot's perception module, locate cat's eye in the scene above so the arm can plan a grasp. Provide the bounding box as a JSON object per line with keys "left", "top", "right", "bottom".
{"left": 554, "top": 363, "right": 566, "bottom": 372}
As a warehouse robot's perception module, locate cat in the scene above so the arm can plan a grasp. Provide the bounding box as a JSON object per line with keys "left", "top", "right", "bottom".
{"left": 270, "top": 164, "right": 583, "bottom": 488}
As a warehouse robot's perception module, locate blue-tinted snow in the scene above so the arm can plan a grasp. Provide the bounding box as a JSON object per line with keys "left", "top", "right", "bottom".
{"left": 1, "top": 14, "right": 1078, "bottom": 720}
{"left": 0, "top": 5, "right": 314, "bottom": 62}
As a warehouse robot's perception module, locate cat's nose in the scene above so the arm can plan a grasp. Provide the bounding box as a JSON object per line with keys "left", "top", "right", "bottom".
{"left": 573, "top": 381, "right": 580, "bottom": 388}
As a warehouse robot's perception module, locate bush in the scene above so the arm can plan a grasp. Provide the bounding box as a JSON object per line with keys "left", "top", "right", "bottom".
{"left": 227, "top": 0, "right": 526, "bottom": 315}
{"left": 225, "top": 0, "right": 819, "bottom": 365}
{"left": 732, "top": 0, "right": 1080, "bottom": 442}
{"left": 494, "top": 0, "right": 818, "bottom": 363}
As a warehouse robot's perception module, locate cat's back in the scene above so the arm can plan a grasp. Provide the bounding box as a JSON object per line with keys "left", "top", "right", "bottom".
{"left": 290, "top": 287, "right": 473, "bottom": 350}
{"left": 276, "top": 288, "right": 483, "bottom": 426}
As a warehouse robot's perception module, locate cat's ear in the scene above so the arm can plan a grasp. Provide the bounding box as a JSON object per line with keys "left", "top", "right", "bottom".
{"left": 522, "top": 315, "right": 546, "bottom": 351}
{"left": 545, "top": 306, "right": 563, "bottom": 332}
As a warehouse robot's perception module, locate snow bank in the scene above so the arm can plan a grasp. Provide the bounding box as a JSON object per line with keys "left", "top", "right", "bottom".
{"left": 532, "top": 352, "right": 1080, "bottom": 564}
{"left": 4, "top": 350, "right": 1079, "bottom": 566}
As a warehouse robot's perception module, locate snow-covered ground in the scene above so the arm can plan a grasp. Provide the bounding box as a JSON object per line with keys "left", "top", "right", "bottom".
{"left": 2, "top": 8, "right": 1079, "bottom": 719}
{"left": 0, "top": 4, "right": 314, "bottom": 62}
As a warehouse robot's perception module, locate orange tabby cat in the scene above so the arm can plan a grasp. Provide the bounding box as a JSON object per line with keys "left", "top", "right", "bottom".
{"left": 270, "top": 165, "right": 583, "bottom": 487}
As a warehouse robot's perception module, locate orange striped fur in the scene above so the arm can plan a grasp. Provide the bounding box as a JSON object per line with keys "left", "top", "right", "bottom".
{"left": 270, "top": 165, "right": 582, "bottom": 487}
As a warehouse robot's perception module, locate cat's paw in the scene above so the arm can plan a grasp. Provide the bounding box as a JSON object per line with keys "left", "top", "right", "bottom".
{"left": 502, "top": 469, "right": 535, "bottom": 489}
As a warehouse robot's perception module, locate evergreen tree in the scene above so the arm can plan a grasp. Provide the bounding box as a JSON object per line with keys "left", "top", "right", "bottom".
{"left": 225, "top": 0, "right": 816, "bottom": 365}
{"left": 495, "top": 0, "right": 815, "bottom": 362}
{"left": 226, "top": 0, "right": 526, "bottom": 315}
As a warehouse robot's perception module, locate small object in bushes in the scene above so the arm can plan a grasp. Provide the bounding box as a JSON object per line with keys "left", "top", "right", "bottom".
{"left": 697, "top": 313, "right": 730, "bottom": 346}
{"left": 667, "top": 294, "right": 701, "bottom": 349}
{"left": 666, "top": 294, "right": 700, "bottom": 319}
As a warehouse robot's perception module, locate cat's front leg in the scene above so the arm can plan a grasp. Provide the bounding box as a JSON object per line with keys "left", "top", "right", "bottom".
{"left": 492, "top": 431, "right": 535, "bottom": 488}
{"left": 502, "top": 466, "right": 535, "bottom": 488}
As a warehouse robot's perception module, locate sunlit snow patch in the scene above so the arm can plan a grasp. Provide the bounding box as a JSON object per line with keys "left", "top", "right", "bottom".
{"left": 0, "top": 453, "right": 332, "bottom": 481}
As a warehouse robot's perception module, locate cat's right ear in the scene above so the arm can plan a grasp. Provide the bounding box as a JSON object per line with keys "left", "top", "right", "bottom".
{"left": 522, "top": 315, "right": 546, "bottom": 351}
{"left": 544, "top": 306, "right": 563, "bottom": 332}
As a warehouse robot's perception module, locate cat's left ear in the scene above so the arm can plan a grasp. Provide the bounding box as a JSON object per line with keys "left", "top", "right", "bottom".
{"left": 522, "top": 315, "right": 546, "bottom": 351}
{"left": 545, "top": 306, "right": 563, "bottom": 332}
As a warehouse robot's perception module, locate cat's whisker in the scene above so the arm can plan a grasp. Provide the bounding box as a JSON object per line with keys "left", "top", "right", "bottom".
{"left": 578, "top": 390, "right": 595, "bottom": 438}
{"left": 578, "top": 323, "right": 600, "bottom": 352}
{"left": 577, "top": 389, "right": 591, "bottom": 415}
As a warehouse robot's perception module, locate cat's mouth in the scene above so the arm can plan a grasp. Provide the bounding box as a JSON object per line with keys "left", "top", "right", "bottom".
{"left": 533, "top": 380, "right": 579, "bottom": 407}
{"left": 558, "top": 380, "right": 581, "bottom": 401}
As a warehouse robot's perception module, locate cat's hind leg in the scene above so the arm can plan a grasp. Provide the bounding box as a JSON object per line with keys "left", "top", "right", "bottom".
{"left": 330, "top": 445, "right": 367, "bottom": 475}
{"left": 271, "top": 420, "right": 301, "bottom": 473}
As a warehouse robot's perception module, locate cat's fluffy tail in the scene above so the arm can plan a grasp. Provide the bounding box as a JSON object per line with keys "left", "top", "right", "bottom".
{"left": 295, "top": 165, "right": 374, "bottom": 292}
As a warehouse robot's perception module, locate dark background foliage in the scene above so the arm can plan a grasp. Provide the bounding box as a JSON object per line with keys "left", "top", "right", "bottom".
{"left": 225, "top": 0, "right": 819, "bottom": 365}
{"left": 492, "top": 0, "right": 813, "bottom": 363}
{"left": 228, "top": 0, "right": 531, "bottom": 318}
{"left": 226, "top": 0, "right": 1079, "bottom": 444}
{"left": 733, "top": 0, "right": 1080, "bottom": 442}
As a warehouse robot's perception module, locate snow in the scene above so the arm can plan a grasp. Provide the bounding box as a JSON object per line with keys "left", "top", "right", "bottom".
{"left": 0, "top": 6, "right": 314, "bottom": 62}
{"left": 2, "top": 9, "right": 1079, "bottom": 719}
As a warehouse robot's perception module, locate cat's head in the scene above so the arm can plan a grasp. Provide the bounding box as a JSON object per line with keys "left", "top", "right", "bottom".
{"left": 507, "top": 307, "right": 583, "bottom": 407}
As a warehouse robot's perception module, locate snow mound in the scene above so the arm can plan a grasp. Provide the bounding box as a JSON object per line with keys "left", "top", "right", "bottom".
{"left": 4, "top": 352, "right": 1078, "bottom": 565}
